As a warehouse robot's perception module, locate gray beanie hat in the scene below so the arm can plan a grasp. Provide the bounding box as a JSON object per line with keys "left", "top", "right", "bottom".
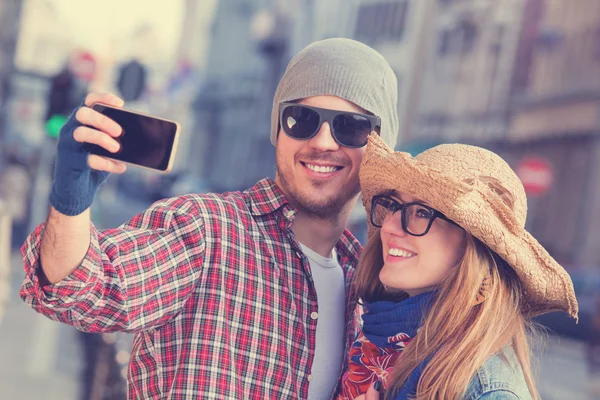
{"left": 270, "top": 38, "right": 399, "bottom": 149}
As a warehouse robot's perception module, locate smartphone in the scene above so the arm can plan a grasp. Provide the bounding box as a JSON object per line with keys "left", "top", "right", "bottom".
{"left": 87, "top": 103, "right": 181, "bottom": 173}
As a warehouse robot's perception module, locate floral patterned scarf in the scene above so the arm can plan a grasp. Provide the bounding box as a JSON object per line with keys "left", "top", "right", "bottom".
{"left": 336, "top": 291, "right": 435, "bottom": 399}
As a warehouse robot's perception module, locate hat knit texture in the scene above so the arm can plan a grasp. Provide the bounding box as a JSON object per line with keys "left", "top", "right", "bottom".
{"left": 360, "top": 135, "right": 578, "bottom": 319}
{"left": 270, "top": 38, "right": 399, "bottom": 149}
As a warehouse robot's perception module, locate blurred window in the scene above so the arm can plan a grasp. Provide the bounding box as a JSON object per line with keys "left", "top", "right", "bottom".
{"left": 437, "top": 18, "right": 478, "bottom": 56}
{"left": 354, "top": 1, "right": 409, "bottom": 45}
{"left": 437, "top": 29, "right": 452, "bottom": 55}
{"left": 536, "top": 26, "right": 565, "bottom": 51}
{"left": 594, "top": 26, "right": 600, "bottom": 59}
{"left": 490, "top": 25, "right": 505, "bottom": 55}
{"left": 438, "top": 0, "right": 464, "bottom": 5}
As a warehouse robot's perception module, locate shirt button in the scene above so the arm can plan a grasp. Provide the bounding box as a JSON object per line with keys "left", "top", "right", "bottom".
{"left": 310, "top": 312, "right": 318, "bottom": 320}
{"left": 308, "top": 374, "right": 313, "bottom": 382}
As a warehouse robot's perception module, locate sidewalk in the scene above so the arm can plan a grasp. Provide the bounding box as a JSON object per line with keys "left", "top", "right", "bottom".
{"left": 537, "top": 335, "right": 597, "bottom": 400}
{"left": 0, "top": 251, "right": 81, "bottom": 399}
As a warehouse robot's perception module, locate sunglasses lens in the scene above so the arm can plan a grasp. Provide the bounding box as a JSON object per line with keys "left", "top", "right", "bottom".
{"left": 281, "top": 105, "right": 320, "bottom": 139}
{"left": 332, "top": 114, "right": 373, "bottom": 147}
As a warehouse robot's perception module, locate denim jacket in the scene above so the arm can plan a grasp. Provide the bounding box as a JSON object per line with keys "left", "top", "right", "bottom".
{"left": 463, "top": 347, "right": 533, "bottom": 400}
{"left": 389, "top": 347, "right": 532, "bottom": 400}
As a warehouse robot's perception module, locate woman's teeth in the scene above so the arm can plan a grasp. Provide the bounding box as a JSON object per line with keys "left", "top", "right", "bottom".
{"left": 388, "top": 248, "right": 416, "bottom": 258}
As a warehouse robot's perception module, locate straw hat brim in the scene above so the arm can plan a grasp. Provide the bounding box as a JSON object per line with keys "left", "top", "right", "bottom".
{"left": 360, "top": 135, "right": 578, "bottom": 319}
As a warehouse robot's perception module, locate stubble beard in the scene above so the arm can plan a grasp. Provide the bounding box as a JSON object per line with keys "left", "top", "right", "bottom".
{"left": 276, "top": 160, "right": 360, "bottom": 220}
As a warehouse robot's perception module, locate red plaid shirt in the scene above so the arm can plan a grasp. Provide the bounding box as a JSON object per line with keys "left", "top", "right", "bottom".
{"left": 21, "top": 179, "right": 362, "bottom": 399}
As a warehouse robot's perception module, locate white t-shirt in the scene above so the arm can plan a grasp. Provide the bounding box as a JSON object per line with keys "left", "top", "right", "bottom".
{"left": 300, "top": 243, "right": 346, "bottom": 400}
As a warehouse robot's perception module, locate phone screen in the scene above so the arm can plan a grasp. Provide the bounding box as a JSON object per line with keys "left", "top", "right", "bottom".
{"left": 87, "top": 104, "right": 179, "bottom": 172}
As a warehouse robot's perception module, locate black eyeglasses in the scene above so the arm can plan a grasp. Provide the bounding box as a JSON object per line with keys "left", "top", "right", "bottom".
{"left": 370, "top": 195, "right": 459, "bottom": 236}
{"left": 278, "top": 102, "right": 381, "bottom": 148}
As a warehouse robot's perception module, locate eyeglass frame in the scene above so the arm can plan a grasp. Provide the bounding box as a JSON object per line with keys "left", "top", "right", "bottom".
{"left": 278, "top": 102, "right": 382, "bottom": 148}
{"left": 370, "top": 194, "right": 460, "bottom": 237}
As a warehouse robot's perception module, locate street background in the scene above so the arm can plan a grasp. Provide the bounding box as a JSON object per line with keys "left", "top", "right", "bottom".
{"left": 0, "top": 0, "right": 599, "bottom": 398}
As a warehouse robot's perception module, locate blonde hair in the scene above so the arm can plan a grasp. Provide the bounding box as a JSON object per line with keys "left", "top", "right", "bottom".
{"left": 354, "top": 233, "right": 540, "bottom": 400}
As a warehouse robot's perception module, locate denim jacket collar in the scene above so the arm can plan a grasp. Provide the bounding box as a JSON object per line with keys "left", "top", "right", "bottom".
{"left": 463, "top": 346, "right": 533, "bottom": 400}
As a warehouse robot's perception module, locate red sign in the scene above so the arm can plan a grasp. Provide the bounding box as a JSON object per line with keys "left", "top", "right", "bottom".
{"left": 69, "top": 51, "right": 97, "bottom": 83}
{"left": 516, "top": 156, "right": 554, "bottom": 196}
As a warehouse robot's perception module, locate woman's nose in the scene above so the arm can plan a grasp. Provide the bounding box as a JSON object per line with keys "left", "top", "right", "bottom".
{"left": 381, "top": 212, "right": 407, "bottom": 237}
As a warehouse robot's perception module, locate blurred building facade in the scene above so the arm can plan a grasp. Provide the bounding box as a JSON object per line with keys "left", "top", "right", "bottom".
{"left": 349, "top": 0, "right": 435, "bottom": 149}
{"left": 3, "top": 0, "right": 77, "bottom": 160}
{"left": 159, "top": 0, "right": 218, "bottom": 172}
{"left": 0, "top": 0, "right": 23, "bottom": 339}
{"left": 188, "top": 0, "right": 600, "bottom": 268}
{"left": 411, "top": 0, "right": 525, "bottom": 144}
{"left": 14, "top": 0, "right": 74, "bottom": 75}
{"left": 508, "top": 0, "right": 600, "bottom": 266}
{"left": 191, "top": 0, "right": 277, "bottom": 191}
{"left": 286, "top": 0, "right": 352, "bottom": 51}
{"left": 0, "top": 0, "right": 24, "bottom": 145}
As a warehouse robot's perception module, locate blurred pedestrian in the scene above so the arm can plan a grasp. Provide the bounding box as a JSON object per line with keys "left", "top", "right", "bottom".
{"left": 337, "top": 135, "right": 578, "bottom": 400}
{"left": 20, "top": 38, "right": 399, "bottom": 399}
{"left": 78, "top": 332, "right": 126, "bottom": 400}
{"left": 589, "top": 292, "right": 600, "bottom": 372}
{"left": 0, "top": 157, "right": 32, "bottom": 247}
{"left": 0, "top": 197, "right": 11, "bottom": 327}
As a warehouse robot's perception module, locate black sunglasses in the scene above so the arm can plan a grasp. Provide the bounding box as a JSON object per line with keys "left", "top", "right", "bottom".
{"left": 278, "top": 102, "right": 381, "bottom": 148}
{"left": 370, "top": 195, "right": 459, "bottom": 237}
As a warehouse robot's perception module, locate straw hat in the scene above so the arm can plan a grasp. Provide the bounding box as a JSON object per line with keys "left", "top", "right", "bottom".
{"left": 360, "top": 134, "right": 578, "bottom": 319}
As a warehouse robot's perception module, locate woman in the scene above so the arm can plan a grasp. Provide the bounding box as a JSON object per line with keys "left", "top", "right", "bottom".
{"left": 337, "top": 135, "right": 578, "bottom": 400}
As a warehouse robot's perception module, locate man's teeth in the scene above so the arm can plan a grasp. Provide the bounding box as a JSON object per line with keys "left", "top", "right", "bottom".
{"left": 388, "top": 248, "right": 416, "bottom": 258}
{"left": 305, "top": 163, "right": 339, "bottom": 173}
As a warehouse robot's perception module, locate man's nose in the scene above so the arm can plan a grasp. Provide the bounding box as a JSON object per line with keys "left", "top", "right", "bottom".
{"left": 307, "top": 122, "right": 340, "bottom": 151}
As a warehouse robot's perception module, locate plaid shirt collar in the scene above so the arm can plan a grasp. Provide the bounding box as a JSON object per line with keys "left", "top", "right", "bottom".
{"left": 247, "top": 178, "right": 290, "bottom": 217}
{"left": 246, "top": 178, "right": 361, "bottom": 266}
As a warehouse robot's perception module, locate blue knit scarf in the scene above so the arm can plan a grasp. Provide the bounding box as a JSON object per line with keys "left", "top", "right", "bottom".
{"left": 362, "top": 291, "right": 435, "bottom": 399}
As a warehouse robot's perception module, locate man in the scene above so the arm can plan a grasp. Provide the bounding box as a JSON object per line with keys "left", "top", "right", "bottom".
{"left": 21, "top": 38, "right": 399, "bottom": 399}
